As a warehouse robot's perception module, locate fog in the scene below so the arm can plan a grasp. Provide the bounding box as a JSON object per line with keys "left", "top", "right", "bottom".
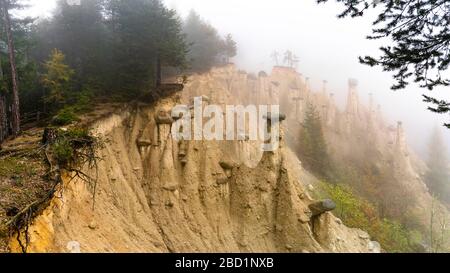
{"left": 29, "top": 0, "right": 450, "bottom": 159}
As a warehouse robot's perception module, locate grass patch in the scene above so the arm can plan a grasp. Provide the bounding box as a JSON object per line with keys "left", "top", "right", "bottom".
{"left": 314, "top": 181, "right": 423, "bottom": 253}
{"left": 0, "top": 158, "right": 36, "bottom": 178}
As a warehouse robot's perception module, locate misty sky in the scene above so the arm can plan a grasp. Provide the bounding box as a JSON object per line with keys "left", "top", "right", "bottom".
{"left": 26, "top": 0, "right": 450, "bottom": 159}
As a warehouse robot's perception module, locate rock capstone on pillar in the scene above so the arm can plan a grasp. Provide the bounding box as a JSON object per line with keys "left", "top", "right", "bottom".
{"left": 322, "top": 80, "right": 328, "bottom": 97}
{"left": 308, "top": 199, "right": 336, "bottom": 217}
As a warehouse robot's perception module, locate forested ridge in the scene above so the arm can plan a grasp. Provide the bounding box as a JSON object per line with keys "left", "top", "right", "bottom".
{"left": 0, "top": 0, "right": 237, "bottom": 143}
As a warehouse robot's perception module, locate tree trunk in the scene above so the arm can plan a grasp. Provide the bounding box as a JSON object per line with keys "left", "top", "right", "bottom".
{"left": 1, "top": 0, "right": 20, "bottom": 136}
{"left": 0, "top": 93, "right": 6, "bottom": 143}
{"left": 0, "top": 55, "right": 6, "bottom": 144}
{"left": 156, "top": 56, "right": 162, "bottom": 87}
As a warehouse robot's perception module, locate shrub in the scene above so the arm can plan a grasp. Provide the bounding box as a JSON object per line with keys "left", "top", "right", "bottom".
{"left": 52, "top": 139, "right": 75, "bottom": 166}
{"left": 73, "top": 89, "right": 95, "bottom": 113}
{"left": 317, "top": 182, "right": 416, "bottom": 252}
{"left": 50, "top": 88, "right": 95, "bottom": 126}
{"left": 50, "top": 127, "right": 97, "bottom": 168}
{"left": 51, "top": 107, "right": 79, "bottom": 126}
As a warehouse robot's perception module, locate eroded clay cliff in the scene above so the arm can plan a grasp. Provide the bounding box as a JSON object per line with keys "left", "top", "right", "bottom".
{"left": 9, "top": 65, "right": 378, "bottom": 253}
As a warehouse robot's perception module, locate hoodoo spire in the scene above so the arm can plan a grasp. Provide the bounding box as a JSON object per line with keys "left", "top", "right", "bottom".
{"left": 346, "top": 78, "right": 359, "bottom": 117}
{"left": 395, "top": 121, "right": 407, "bottom": 154}
{"left": 326, "top": 93, "right": 336, "bottom": 127}
{"left": 367, "top": 93, "right": 376, "bottom": 130}
{"left": 304, "top": 77, "right": 311, "bottom": 101}
{"left": 322, "top": 80, "right": 328, "bottom": 97}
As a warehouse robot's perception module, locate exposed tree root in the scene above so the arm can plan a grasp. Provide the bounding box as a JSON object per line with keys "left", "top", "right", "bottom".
{"left": 6, "top": 127, "right": 102, "bottom": 253}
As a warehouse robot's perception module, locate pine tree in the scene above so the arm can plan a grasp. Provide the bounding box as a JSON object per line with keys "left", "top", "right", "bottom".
{"left": 105, "top": 0, "right": 187, "bottom": 93}
{"left": 0, "top": 89, "right": 6, "bottom": 143}
{"left": 0, "top": 54, "right": 7, "bottom": 143}
{"left": 222, "top": 34, "right": 237, "bottom": 64}
{"left": 154, "top": 5, "right": 188, "bottom": 86}
{"left": 271, "top": 51, "right": 280, "bottom": 66}
{"left": 0, "top": 0, "right": 38, "bottom": 136}
{"left": 183, "top": 10, "right": 225, "bottom": 72}
{"left": 298, "top": 103, "right": 331, "bottom": 178}
{"left": 425, "top": 127, "right": 450, "bottom": 203}
{"left": 34, "top": 0, "right": 189, "bottom": 95}
{"left": 0, "top": 0, "right": 23, "bottom": 136}
{"left": 284, "top": 50, "right": 294, "bottom": 68}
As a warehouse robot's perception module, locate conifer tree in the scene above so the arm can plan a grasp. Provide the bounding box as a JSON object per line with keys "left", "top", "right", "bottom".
{"left": 222, "top": 34, "right": 237, "bottom": 63}
{"left": 105, "top": 0, "right": 187, "bottom": 92}
{"left": 299, "top": 103, "right": 331, "bottom": 178}
{"left": 183, "top": 10, "right": 226, "bottom": 72}
{"left": 0, "top": 0, "right": 24, "bottom": 136}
